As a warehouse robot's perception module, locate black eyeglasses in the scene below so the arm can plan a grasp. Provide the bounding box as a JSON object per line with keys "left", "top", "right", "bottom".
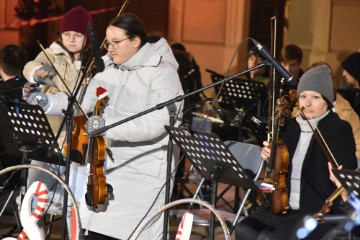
{"left": 104, "top": 37, "right": 130, "bottom": 50}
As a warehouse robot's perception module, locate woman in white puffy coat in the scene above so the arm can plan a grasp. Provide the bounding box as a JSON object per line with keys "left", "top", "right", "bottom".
{"left": 42, "top": 13, "right": 183, "bottom": 239}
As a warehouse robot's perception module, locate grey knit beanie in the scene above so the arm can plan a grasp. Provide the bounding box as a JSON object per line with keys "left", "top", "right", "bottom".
{"left": 297, "top": 64, "right": 334, "bottom": 103}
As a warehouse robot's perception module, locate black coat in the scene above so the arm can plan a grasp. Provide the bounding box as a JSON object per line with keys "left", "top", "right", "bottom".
{"left": 235, "top": 111, "right": 358, "bottom": 240}
{"left": 282, "top": 111, "right": 358, "bottom": 215}
{"left": 0, "top": 76, "right": 27, "bottom": 188}
{"left": 0, "top": 75, "right": 27, "bottom": 102}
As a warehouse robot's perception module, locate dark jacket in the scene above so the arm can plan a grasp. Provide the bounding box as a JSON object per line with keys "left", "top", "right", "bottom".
{"left": 282, "top": 111, "right": 357, "bottom": 215}
{"left": 0, "top": 76, "right": 26, "bottom": 187}
{"left": 0, "top": 75, "right": 27, "bottom": 102}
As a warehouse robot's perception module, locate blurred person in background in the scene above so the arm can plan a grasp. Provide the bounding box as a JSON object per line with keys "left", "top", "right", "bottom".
{"left": 338, "top": 52, "right": 360, "bottom": 117}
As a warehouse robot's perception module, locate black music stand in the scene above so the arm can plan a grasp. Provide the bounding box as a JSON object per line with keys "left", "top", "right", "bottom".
{"left": 320, "top": 169, "right": 360, "bottom": 239}
{"left": 247, "top": 116, "right": 268, "bottom": 145}
{"left": 0, "top": 100, "right": 63, "bottom": 203}
{"left": 208, "top": 69, "right": 267, "bottom": 142}
{"left": 208, "top": 69, "right": 267, "bottom": 119}
{"left": 333, "top": 169, "right": 360, "bottom": 197}
{"left": 165, "top": 126, "right": 258, "bottom": 240}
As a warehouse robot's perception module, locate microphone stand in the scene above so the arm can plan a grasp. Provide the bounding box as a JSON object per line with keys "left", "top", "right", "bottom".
{"left": 88, "top": 62, "right": 268, "bottom": 137}
{"left": 59, "top": 60, "right": 92, "bottom": 240}
{"left": 163, "top": 103, "right": 177, "bottom": 238}
{"left": 318, "top": 213, "right": 358, "bottom": 240}
{"left": 35, "top": 39, "right": 100, "bottom": 239}
{"left": 87, "top": 62, "right": 269, "bottom": 238}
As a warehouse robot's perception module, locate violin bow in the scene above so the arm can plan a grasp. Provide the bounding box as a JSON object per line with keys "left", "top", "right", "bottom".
{"left": 77, "top": 0, "right": 130, "bottom": 104}
{"left": 266, "top": 16, "right": 280, "bottom": 171}
{"left": 36, "top": 40, "right": 89, "bottom": 119}
{"left": 300, "top": 107, "right": 347, "bottom": 218}
{"left": 299, "top": 107, "right": 340, "bottom": 168}
{"left": 267, "top": 16, "right": 277, "bottom": 143}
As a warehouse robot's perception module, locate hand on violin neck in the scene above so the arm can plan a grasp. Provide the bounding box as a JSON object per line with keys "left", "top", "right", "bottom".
{"left": 261, "top": 141, "right": 271, "bottom": 161}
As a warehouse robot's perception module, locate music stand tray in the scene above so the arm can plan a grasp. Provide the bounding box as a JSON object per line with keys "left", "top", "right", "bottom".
{"left": 165, "top": 126, "right": 257, "bottom": 190}
{"left": 209, "top": 70, "right": 267, "bottom": 113}
{"left": 0, "top": 101, "right": 63, "bottom": 166}
{"left": 332, "top": 169, "right": 360, "bottom": 197}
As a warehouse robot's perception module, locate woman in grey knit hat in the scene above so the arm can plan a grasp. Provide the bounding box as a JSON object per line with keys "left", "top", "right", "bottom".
{"left": 235, "top": 64, "right": 357, "bottom": 240}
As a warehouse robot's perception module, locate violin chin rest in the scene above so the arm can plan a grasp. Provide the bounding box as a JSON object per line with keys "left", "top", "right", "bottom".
{"left": 85, "top": 192, "right": 92, "bottom": 207}
{"left": 107, "top": 183, "right": 113, "bottom": 193}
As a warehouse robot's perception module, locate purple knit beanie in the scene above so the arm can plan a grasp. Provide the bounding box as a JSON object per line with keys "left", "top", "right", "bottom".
{"left": 59, "top": 6, "right": 92, "bottom": 36}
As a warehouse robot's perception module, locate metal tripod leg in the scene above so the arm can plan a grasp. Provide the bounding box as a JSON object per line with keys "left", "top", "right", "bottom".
{"left": 0, "top": 186, "right": 22, "bottom": 236}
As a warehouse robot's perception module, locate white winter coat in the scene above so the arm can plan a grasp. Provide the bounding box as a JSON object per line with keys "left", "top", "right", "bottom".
{"left": 45, "top": 38, "right": 183, "bottom": 239}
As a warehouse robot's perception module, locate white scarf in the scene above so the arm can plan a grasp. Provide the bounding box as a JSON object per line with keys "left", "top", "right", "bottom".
{"left": 289, "top": 110, "right": 330, "bottom": 209}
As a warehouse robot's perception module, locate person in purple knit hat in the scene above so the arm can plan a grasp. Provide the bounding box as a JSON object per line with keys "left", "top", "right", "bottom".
{"left": 22, "top": 5, "right": 93, "bottom": 238}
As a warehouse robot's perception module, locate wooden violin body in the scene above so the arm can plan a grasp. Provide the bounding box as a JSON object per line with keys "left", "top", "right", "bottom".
{"left": 63, "top": 115, "right": 88, "bottom": 164}
{"left": 85, "top": 96, "right": 109, "bottom": 208}
{"left": 67, "top": 1, "right": 129, "bottom": 208}
{"left": 87, "top": 132, "right": 107, "bottom": 206}
{"left": 265, "top": 95, "right": 293, "bottom": 214}
{"left": 267, "top": 140, "right": 289, "bottom": 214}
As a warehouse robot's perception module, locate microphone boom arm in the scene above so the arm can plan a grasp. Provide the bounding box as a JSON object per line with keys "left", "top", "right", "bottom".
{"left": 88, "top": 62, "right": 269, "bottom": 137}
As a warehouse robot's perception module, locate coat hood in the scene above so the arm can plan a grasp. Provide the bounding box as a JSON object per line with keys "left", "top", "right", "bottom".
{"left": 103, "top": 38, "right": 179, "bottom": 71}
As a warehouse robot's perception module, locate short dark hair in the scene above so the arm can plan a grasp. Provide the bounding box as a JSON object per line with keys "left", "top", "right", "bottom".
{"left": 0, "top": 44, "right": 27, "bottom": 76}
{"left": 247, "top": 47, "right": 266, "bottom": 62}
{"left": 281, "top": 44, "right": 303, "bottom": 63}
{"left": 108, "top": 13, "right": 147, "bottom": 47}
{"left": 171, "top": 42, "right": 186, "bottom": 52}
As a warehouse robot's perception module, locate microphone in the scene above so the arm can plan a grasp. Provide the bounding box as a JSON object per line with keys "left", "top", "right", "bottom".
{"left": 88, "top": 22, "right": 105, "bottom": 73}
{"left": 251, "top": 38, "right": 296, "bottom": 86}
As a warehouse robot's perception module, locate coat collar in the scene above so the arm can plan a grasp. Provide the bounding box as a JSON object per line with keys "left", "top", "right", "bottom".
{"left": 112, "top": 43, "right": 161, "bottom": 71}
{"left": 103, "top": 38, "right": 178, "bottom": 72}
{"left": 49, "top": 42, "right": 72, "bottom": 59}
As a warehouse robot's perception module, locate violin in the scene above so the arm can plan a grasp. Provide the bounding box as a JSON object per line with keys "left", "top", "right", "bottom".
{"left": 313, "top": 186, "right": 345, "bottom": 222}
{"left": 85, "top": 89, "right": 109, "bottom": 208}
{"left": 264, "top": 95, "right": 293, "bottom": 214}
{"left": 63, "top": 115, "right": 88, "bottom": 164}
{"left": 63, "top": 0, "right": 129, "bottom": 165}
